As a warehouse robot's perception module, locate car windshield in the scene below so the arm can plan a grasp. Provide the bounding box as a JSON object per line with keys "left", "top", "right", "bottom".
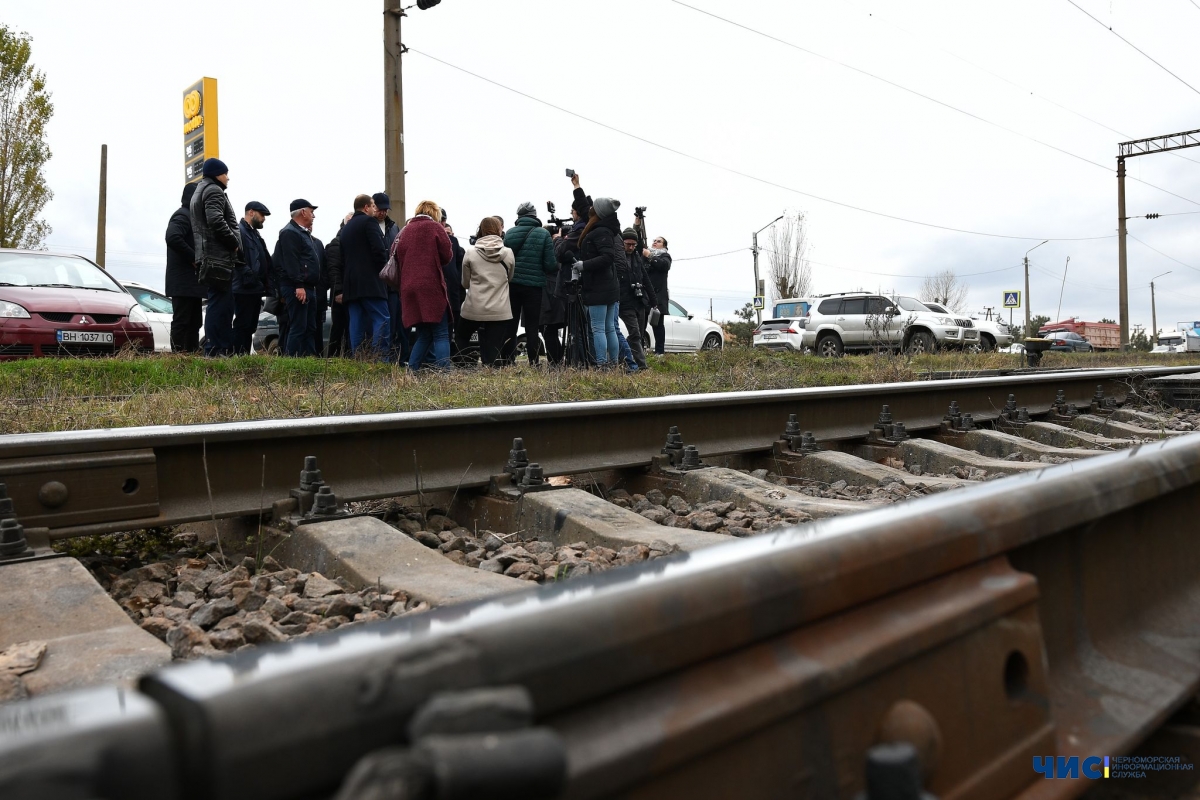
{"left": 924, "top": 303, "right": 948, "bottom": 314}
{"left": 895, "top": 297, "right": 931, "bottom": 313}
{"left": 126, "top": 286, "right": 174, "bottom": 314}
{"left": 0, "top": 252, "right": 124, "bottom": 292}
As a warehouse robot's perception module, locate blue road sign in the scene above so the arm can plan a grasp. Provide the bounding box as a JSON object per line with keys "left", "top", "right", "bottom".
{"left": 1004, "top": 291, "right": 1022, "bottom": 309}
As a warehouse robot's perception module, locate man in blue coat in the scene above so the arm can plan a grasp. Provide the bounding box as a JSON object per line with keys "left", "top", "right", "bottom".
{"left": 234, "top": 201, "right": 272, "bottom": 355}
{"left": 273, "top": 199, "right": 322, "bottom": 357}
{"left": 341, "top": 194, "right": 391, "bottom": 357}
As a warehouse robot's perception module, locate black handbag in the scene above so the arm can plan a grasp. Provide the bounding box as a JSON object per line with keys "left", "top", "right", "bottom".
{"left": 198, "top": 255, "right": 235, "bottom": 292}
{"left": 263, "top": 296, "right": 284, "bottom": 316}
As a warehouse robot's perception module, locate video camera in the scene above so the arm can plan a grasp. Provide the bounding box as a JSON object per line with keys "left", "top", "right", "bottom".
{"left": 547, "top": 201, "right": 572, "bottom": 235}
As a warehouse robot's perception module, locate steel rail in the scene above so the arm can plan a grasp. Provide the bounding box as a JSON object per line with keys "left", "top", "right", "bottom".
{"left": 3, "top": 423, "right": 1200, "bottom": 799}
{"left": 0, "top": 366, "right": 1192, "bottom": 540}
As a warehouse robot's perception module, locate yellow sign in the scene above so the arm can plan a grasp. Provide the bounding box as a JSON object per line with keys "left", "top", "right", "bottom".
{"left": 183, "top": 78, "right": 219, "bottom": 183}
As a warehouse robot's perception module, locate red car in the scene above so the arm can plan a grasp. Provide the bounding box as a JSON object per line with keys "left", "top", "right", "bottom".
{"left": 0, "top": 250, "right": 154, "bottom": 359}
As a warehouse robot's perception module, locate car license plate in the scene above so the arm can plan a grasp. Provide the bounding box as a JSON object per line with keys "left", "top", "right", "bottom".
{"left": 57, "top": 330, "right": 114, "bottom": 344}
{"left": 763, "top": 334, "right": 778, "bottom": 340}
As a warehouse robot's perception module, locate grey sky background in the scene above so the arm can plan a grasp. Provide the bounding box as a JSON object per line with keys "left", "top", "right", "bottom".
{"left": 6, "top": 0, "right": 1200, "bottom": 333}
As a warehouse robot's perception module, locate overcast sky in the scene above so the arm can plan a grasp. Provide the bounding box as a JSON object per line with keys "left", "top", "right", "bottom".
{"left": 6, "top": 0, "right": 1200, "bottom": 334}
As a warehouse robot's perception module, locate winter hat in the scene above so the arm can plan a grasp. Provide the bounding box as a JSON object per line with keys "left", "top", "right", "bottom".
{"left": 594, "top": 197, "right": 620, "bottom": 219}
{"left": 571, "top": 192, "right": 593, "bottom": 218}
{"left": 181, "top": 182, "right": 198, "bottom": 207}
{"left": 202, "top": 158, "right": 229, "bottom": 179}
{"left": 516, "top": 201, "right": 538, "bottom": 218}
{"left": 621, "top": 228, "right": 638, "bottom": 242}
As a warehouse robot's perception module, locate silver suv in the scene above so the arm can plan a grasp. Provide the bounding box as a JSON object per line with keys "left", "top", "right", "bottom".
{"left": 800, "top": 293, "right": 978, "bottom": 356}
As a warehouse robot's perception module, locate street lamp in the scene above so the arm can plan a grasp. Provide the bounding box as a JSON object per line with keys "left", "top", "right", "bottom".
{"left": 751, "top": 214, "right": 784, "bottom": 324}
{"left": 1023, "top": 239, "right": 1048, "bottom": 338}
{"left": 1150, "top": 270, "right": 1172, "bottom": 341}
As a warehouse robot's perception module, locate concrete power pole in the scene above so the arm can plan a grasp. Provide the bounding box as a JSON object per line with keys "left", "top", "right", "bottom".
{"left": 751, "top": 231, "right": 761, "bottom": 325}
{"left": 1151, "top": 280, "right": 1158, "bottom": 343}
{"left": 384, "top": 3, "right": 407, "bottom": 223}
{"left": 1117, "top": 157, "right": 1128, "bottom": 350}
{"left": 95, "top": 144, "right": 107, "bottom": 267}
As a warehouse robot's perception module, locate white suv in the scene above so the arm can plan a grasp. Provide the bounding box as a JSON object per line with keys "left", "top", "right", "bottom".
{"left": 753, "top": 318, "right": 806, "bottom": 351}
{"left": 801, "top": 293, "right": 977, "bottom": 356}
{"left": 920, "top": 302, "right": 1002, "bottom": 350}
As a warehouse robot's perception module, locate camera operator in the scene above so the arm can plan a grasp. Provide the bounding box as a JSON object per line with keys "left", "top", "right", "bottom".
{"left": 635, "top": 212, "right": 672, "bottom": 356}
{"left": 544, "top": 173, "right": 592, "bottom": 365}
{"left": 619, "top": 226, "right": 657, "bottom": 370}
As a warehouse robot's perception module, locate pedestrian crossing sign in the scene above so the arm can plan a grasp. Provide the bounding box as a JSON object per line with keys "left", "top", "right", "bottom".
{"left": 1003, "top": 291, "right": 1021, "bottom": 309}
{"left": 753, "top": 296, "right": 765, "bottom": 310}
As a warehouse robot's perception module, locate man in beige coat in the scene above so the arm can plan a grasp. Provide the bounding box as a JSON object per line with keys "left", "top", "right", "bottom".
{"left": 457, "top": 217, "right": 516, "bottom": 366}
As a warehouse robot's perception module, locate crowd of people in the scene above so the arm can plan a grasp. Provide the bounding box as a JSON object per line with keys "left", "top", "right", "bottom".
{"left": 165, "top": 159, "right": 674, "bottom": 371}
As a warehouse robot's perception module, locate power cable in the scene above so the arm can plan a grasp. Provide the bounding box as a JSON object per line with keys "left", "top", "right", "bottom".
{"left": 1066, "top": 0, "right": 1200, "bottom": 98}
{"left": 669, "top": 1, "right": 1200, "bottom": 207}
{"left": 673, "top": 248, "right": 748, "bottom": 262}
{"left": 848, "top": 1, "right": 1200, "bottom": 168}
{"left": 1123, "top": 235, "right": 1200, "bottom": 275}
{"left": 409, "top": 49, "right": 1115, "bottom": 242}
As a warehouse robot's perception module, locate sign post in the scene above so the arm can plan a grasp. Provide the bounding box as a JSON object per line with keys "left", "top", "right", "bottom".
{"left": 753, "top": 296, "right": 766, "bottom": 312}
{"left": 1003, "top": 291, "right": 1021, "bottom": 332}
{"left": 183, "top": 78, "right": 219, "bottom": 183}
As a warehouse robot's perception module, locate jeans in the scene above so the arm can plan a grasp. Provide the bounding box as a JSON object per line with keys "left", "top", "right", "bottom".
{"left": 410, "top": 310, "right": 451, "bottom": 371}
{"left": 587, "top": 303, "right": 619, "bottom": 365}
{"left": 618, "top": 305, "right": 648, "bottom": 369}
{"left": 169, "top": 296, "right": 203, "bottom": 353}
{"left": 503, "top": 283, "right": 544, "bottom": 365}
{"left": 203, "top": 288, "right": 235, "bottom": 357}
{"left": 232, "top": 294, "right": 262, "bottom": 355}
{"left": 284, "top": 290, "right": 318, "bottom": 357}
{"left": 349, "top": 297, "right": 391, "bottom": 357}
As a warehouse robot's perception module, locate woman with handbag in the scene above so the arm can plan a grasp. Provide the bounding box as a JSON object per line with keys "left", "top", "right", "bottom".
{"left": 390, "top": 200, "right": 454, "bottom": 371}
{"left": 457, "top": 217, "right": 515, "bottom": 367}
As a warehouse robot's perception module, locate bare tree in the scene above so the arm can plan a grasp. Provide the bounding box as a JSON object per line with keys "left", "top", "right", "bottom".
{"left": 767, "top": 212, "right": 812, "bottom": 301}
{"left": 920, "top": 269, "right": 968, "bottom": 311}
{"left": 0, "top": 26, "right": 53, "bottom": 250}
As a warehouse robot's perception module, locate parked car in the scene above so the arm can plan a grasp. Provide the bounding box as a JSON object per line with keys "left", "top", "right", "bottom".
{"left": 1043, "top": 330, "right": 1094, "bottom": 353}
{"left": 0, "top": 250, "right": 154, "bottom": 359}
{"left": 252, "top": 308, "right": 333, "bottom": 355}
{"left": 801, "top": 293, "right": 977, "bottom": 356}
{"left": 121, "top": 282, "right": 174, "bottom": 352}
{"left": 517, "top": 300, "right": 724, "bottom": 358}
{"left": 752, "top": 318, "right": 806, "bottom": 352}
{"left": 921, "top": 303, "right": 1012, "bottom": 351}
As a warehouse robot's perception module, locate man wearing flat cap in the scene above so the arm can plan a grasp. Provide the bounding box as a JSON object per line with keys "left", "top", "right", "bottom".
{"left": 273, "top": 199, "right": 322, "bottom": 356}
{"left": 233, "top": 201, "right": 272, "bottom": 355}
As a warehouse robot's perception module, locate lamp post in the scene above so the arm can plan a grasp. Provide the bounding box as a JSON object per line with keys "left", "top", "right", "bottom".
{"left": 751, "top": 214, "right": 784, "bottom": 324}
{"left": 1150, "top": 270, "right": 1171, "bottom": 343}
{"left": 1024, "top": 239, "right": 1048, "bottom": 338}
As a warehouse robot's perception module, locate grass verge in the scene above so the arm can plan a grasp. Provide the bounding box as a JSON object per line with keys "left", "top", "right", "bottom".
{"left": 1, "top": 348, "right": 1198, "bottom": 434}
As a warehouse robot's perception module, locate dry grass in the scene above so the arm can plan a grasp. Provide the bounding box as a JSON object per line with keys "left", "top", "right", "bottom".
{"left": 1, "top": 347, "right": 1197, "bottom": 435}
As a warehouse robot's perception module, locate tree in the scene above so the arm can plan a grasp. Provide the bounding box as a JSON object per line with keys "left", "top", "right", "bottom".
{"left": 767, "top": 213, "right": 813, "bottom": 301}
{"left": 1010, "top": 314, "right": 1051, "bottom": 340}
{"left": 0, "top": 26, "right": 53, "bottom": 250}
{"left": 1099, "top": 318, "right": 1116, "bottom": 324}
{"left": 920, "top": 270, "right": 968, "bottom": 311}
{"left": 724, "top": 302, "right": 757, "bottom": 346}
{"left": 1130, "top": 327, "right": 1152, "bottom": 352}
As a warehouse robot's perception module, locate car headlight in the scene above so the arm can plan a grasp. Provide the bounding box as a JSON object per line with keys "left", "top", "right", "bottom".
{"left": 935, "top": 316, "right": 954, "bottom": 326}
{"left": 127, "top": 304, "right": 149, "bottom": 324}
{"left": 0, "top": 300, "right": 30, "bottom": 319}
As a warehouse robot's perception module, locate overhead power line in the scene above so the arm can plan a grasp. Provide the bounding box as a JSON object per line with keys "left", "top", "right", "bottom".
{"left": 669, "top": 0, "right": 1200, "bottom": 208}
{"left": 410, "top": 49, "right": 1113, "bottom": 242}
{"left": 1066, "top": 0, "right": 1200, "bottom": 98}
{"left": 1127, "top": 233, "right": 1200, "bottom": 273}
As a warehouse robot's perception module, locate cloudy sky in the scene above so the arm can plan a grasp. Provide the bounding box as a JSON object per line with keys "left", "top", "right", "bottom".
{"left": 6, "top": 0, "right": 1200, "bottom": 334}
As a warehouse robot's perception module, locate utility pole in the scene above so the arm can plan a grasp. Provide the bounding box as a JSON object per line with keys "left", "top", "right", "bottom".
{"left": 95, "top": 144, "right": 107, "bottom": 268}
{"left": 1150, "top": 270, "right": 1172, "bottom": 342}
{"left": 384, "top": 3, "right": 407, "bottom": 223}
{"left": 752, "top": 214, "right": 784, "bottom": 325}
{"left": 1024, "top": 239, "right": 1047, "bottom": 339}
{"left": 1115, "top": 128, "right": 1200, "bottom": 350}
{"left": 1117, "top": 157, "right": 1128, "bottom": 349}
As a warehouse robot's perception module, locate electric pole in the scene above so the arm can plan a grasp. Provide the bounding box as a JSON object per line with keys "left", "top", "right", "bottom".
{"left": 384, "top": 3, "right": 407, "bottom": 223}
{"left": 752, "top": 214, "right": 783, "bottom": 325}
{"left": 1115, "top": 128, "right": 1200, "bottom": 350}
{"left": 1024, "top": 240, "right": 1047, "bottom": 339}
{"left": 95, "top": 144, "right": 107, "bottom": 268}
{"left": 1150, "top": 270, "right": 1172, "bottom": 343}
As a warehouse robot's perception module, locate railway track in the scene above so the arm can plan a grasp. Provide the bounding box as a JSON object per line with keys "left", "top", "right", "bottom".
{"left": 1, "top": 364, "right": 1199, "bottom": 800}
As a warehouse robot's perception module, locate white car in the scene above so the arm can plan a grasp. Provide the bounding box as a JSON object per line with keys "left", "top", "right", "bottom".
{"left": 753, "top": 318, "right": 806, "bottom": 352}
{"left": 121, "top": 282, "right": 174, "bottom": 352}
{"left": 922, "top": 303, "right": 1012, "bottom": 352}
{"left": 651, "top": 300, "right": 724, "bottom": 351}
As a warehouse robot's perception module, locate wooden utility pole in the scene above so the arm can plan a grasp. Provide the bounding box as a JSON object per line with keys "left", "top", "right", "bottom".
{"left": 95, "top": 144, "right": 107, "bottom": 267}
{"left": 384, "top": 3, "right": 407, "bottom": 223}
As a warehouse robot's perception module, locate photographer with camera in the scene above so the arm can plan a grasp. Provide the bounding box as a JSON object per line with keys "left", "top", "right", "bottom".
{"left": 619, "top": 225, "right": 658, "bottom": 370}
{"left": 635, "top": 211, "right": 672, "bottom": 356}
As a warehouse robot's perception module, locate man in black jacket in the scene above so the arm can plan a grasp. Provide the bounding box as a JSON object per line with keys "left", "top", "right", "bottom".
{"left": 341, "top": 194, "right": 391, "bottom": 357}
{"left": 189, "top": 158, "right": 240, "bottom": 357}
{"left": 234, "top": 201, "right": 272, "bottom": 355}
{"left": 165, "top": 183, "right": 203, "bottom": 353}
{"left": 636, "top": 215, "right": 672, "bottom": 355}
{"left": 310, "top": 232, "right": 327, "bottom": 356}
{"left": 273, "top": 199, "right": 322, "bottom": 357}
{"left": 620, "top": 227, "right": 658, "bottom": 370}
{"left": 324, "top": 215, "right": 351, "bottom": 357}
